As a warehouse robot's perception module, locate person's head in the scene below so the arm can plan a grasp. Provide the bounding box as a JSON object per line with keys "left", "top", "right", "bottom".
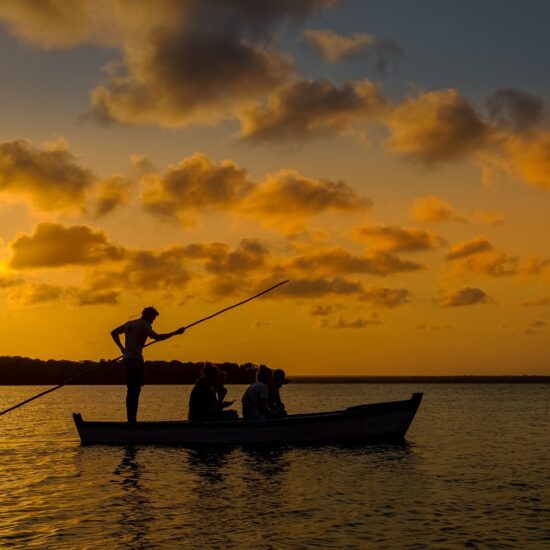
{"left": 256, "top": 365, "right": 272, "bottom": 384}
{"left": 273, "top": 369, "right": 288, "bottom": 388}
{"left": 141, "top": 306, "right": 159, "bottom": 323}
{"left": 202, "top": 363, "right": 219, "bottom": 382}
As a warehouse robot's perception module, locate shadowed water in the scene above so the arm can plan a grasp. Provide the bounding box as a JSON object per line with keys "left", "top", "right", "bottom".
{"left": 0, "top": 384, "right": 548, "bottom": 548}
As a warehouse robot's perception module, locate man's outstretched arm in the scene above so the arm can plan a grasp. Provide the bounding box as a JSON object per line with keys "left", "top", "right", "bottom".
{"left": 111, "top": 325, "right": 126, "bottom": 354}
{"left": 149, "top": 326, "right": 186, "bottom": 342}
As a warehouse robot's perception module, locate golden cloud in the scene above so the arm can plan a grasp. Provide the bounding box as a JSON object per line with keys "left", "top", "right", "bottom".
{"left": 240, "top": 79, "right": 385, "bottom": 142}
{"left": 437, "top": 287, "right": 489, "bottom": 307}
{"left": 410, "top": 196, "right": 464, "bottom": 224}
{"left": 445, "top": 237, "right": 494, "bottom": 261}
{"left": 9, "top": 223, "right": 125, "bottom": 269}
{"left": 0, "top": 138, "right": 94, "bottom": 211}
{"left": 8, "top": 282, "right": 119, "bottom": 307}
{"left": 142, "top": 153, "right": 369, "bottom": 227}
{"left": 142, "top": 153, "right": 253, "bottom": 223}
{"left": 244, "top": 169, "right": 371, "bottom": 219}
{"left": 93, "top": 176, "right": 133, "bottom": 217}
{"left": 354, "top": 224, "right": 445, "bottom": 253}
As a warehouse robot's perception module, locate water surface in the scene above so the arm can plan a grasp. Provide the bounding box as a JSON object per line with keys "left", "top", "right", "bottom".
{"left": 0, "top": 384, "right": 548, "bottom": 548}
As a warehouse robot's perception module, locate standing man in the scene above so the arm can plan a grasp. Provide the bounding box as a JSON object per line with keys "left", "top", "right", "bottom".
{"left": 111, "top": 307, "right": 185, "bottom": 422}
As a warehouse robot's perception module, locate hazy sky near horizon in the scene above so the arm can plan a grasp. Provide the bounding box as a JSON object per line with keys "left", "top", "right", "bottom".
{"left": 0, "top": 0, "right": 548, "bottom": 375}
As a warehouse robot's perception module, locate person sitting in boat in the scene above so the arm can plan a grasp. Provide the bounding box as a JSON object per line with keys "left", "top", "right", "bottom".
{"left": 268, "top": 369, "right": 288, "bottom": 417}
{"left": 215, "top": 369, "right": 235, "bottom": 411}
{"left": 188, "top": 364, "right": 237, "bottom": 422}
{"left": 241, "top": 365, "right": 273, "bottom": 420}
{"left": 111, "top": 306, "right": 185, "bottom": 423}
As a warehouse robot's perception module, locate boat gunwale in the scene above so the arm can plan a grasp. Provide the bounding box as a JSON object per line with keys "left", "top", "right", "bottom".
{"left": 73, "top": 393, "right": 423, "bottom": 431}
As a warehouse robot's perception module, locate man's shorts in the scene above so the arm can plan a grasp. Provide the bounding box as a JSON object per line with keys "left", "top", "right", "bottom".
{"left": 123, "top": 357, "right": 145, "bottom": 387}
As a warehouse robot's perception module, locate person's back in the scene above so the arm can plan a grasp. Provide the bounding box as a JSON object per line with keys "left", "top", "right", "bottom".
{"left": 242, "top": 366, "right": 273, "bottom": 420}
{"left": 188, "top": 376, "right": 218, "bottom": 421}
{"left": 123, "top": 318, "right": 153, "bottom": 359}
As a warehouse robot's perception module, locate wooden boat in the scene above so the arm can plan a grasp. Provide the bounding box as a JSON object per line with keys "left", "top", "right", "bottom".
{"left": 73, "top": 393, "right": 422, "bottom": 446}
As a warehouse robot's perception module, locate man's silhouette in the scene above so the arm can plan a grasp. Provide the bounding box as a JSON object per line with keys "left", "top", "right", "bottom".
{"left": 111, "top": 307, "right": 184, "bottom": 422}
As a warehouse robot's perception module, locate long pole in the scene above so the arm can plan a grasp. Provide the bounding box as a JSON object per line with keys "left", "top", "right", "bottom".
{"left": 0, "top": 280, "right": 289, "bottom": 418}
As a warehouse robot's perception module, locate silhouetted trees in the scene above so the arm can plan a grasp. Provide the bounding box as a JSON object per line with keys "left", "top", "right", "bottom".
{"left": 0, "top": 356, "right": 260, "bottom": 385}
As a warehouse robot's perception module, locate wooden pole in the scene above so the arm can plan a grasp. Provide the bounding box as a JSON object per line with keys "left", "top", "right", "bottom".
{"left": 0, "top": 280, "right": 289, "bottom": 417}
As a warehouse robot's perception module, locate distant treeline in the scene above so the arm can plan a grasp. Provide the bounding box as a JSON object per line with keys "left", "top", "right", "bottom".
{"left": 0, "top": 357, "right": 548, "bottom": 385}
{"left": 0, "top": 356, "right": 259, "bottom": 385}
{"left": 291, "top": 375, "right": 550, "bottom": 384}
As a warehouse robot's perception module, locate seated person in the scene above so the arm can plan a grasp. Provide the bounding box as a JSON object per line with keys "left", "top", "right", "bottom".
{"left": 242, "top": 365, "right": 273, "bottom": 420}
{"left": 268, "top": 369, "right": 288, "bottom": 417}
{"left": 188, "top": 364, "right": 237, "bottom": 421}
{"left": 215, "top": 370, "right": 236, "bottom": 412}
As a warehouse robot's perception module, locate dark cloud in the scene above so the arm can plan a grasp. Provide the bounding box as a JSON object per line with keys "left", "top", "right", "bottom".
{"left": 437, "top": 287, "right": 489, "bottom": 307}
{"left": 287, "top": 247, "right": 423, "bottom": 276}
{"left": 446, "top": 237, "right": 494, "bottom": 261}
{"left": 487, "top": 88, "right": 546, "bottom": 133}
{"left": 0, "top": 138, "right": 94, "bottom": 211}
{"left": 277, "top": 276, "right": 363, "bottom": 298}
{"left": 387, "top": 89, "right": 490, "bottom": 164}
{"left": 0, "top": 1, "right": 338, "bottom": 126}
{"left": 9, "top": 223, "right": 125, "bottom": 269}
{"left": 240, "top": 79, "right": 385, "bottom": 142}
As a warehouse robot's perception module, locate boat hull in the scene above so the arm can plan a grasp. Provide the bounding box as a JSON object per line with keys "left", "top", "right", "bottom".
{"left": 73, "top": 393, "right": 422, "bottom": 446}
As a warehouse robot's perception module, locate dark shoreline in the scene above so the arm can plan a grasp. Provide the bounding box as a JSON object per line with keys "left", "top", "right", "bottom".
{"left": 0, "top": 356, "right": 548, "bottom": 384}
{"left": 289, "top": 376, "right": 550, "bottom": 384}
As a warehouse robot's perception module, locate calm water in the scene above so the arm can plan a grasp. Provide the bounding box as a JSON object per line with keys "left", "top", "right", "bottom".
{"left": 0, "top": 384, "right": 548, "bottom": 549}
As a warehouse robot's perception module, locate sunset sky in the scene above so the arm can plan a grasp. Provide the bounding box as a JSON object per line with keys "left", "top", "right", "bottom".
{"left": 0, "top": 0, "right": 548, "bottom": 375}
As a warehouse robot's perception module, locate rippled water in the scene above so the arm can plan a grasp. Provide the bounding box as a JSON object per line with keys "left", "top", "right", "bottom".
{"left": 0, "top": 384, "right": 548, "bottom": 548}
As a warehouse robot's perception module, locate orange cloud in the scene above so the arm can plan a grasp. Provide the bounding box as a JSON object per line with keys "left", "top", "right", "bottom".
{"left": 0, "top": 138, "right": 94, "bottom": 211}
{"left": 142, "top": 153, "right": 369, "bottom": 228}
{"left": 354, "top": 224, "right": 445, "bottom": 253}
{"left": 93, "top": 176, "right": 133, "bottom": 217}
{"left": 9, "top": 223, "right": 125, "bottom": 269}
{"left": 244, "top": 169, "right": 371, "bottom": 220}
{"left": 142, "top": 153, "right": 253, "bottom": 223}
{"left": 445, "top": 237, "right": 494, "bottom": 261}
{"left": 411, "top": 196, "right": 464, "bottom": 223}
